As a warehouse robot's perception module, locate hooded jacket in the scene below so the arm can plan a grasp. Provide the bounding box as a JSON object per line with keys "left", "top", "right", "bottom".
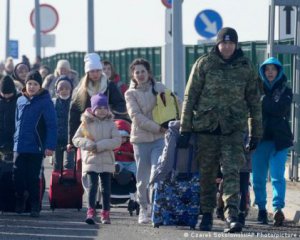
{"left": 259, "top": 57, "right": 293, "bottom": 150}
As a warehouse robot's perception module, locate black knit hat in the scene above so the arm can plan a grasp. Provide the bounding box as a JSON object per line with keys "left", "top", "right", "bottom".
{"left": 0, "top": 75, "right": 16, "bottom": 94}
{"left": 216, "top": 27, "right": 238, "bottom": 45}
{"left": 25, "top": 70, "right": 42, "bottom": 86}
{"left": 55, "top": 75, "right": 73, "bottom": 90}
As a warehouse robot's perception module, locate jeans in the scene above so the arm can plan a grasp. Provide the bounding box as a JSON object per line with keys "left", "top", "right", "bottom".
{"left": 85, "top": 171, "right": 111, "bottom": 210}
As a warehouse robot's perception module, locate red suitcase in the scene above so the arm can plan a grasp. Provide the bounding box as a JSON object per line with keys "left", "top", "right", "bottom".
{"left": 48, "top": 150, "right": 84, "bottom": 210}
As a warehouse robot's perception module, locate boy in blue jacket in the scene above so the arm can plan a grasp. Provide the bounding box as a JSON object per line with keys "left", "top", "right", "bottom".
{"left": 13, "top": 70, "right": 57, "bottom": 217}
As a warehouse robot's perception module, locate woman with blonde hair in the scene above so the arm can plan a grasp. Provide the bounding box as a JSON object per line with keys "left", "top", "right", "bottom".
{"left": 67, "top": 53, "right": 127, "bottom": 151}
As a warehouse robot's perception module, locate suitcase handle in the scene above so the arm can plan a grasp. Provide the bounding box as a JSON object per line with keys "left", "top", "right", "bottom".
{"left": 59, "top": 147, "right": 78, "bottom": 182}
{"left": 173, "top": 144, "right": 194, "bottom": 176}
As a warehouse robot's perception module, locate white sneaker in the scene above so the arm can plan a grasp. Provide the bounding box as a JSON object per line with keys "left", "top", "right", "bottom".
{"left": 138, "top": 207, "right": 149, "bottom": 224}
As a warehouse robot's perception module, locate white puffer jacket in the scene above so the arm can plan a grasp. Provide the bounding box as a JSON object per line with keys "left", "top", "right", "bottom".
{"left": 72, "top": 109, "right": 121, "bottom": 173}
{"left": 125, "top": 80, "right": 166, "bottom": 143}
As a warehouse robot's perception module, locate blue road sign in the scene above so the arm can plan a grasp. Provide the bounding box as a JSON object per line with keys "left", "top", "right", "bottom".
{"left": 194, "top": 9, "right": 223, "bottom": 39}
{"left": 8, "top": 40, "right": 19, "bottom": 59}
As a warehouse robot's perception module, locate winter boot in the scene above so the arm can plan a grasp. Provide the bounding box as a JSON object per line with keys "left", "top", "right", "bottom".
{"left": 273, "top": 209, "right": 285, "bottom": 227}
{"left": 15, "top": 191, "right": 29, "bottom": 214}
{"left": 101, "top": 210, "right": 111, "bottom": 224}
{"left": 224, "top": 216, "right": 243, "bottom": 233}
{"left": 257, "top": 209, "right": 268, "bottom": 224}
{"left": 85, "top": 208, "right": 96, "bottom": 224}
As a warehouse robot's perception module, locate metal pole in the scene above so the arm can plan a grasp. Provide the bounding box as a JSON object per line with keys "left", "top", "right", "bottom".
{"left": 162, "top": 8, "right": 172, "bottom": 89}
{"left": 293, "top": 5, "right": 300, "bottom": 181}
{"left": 172, "top": 0, "right": 185, "bottom": 100}
{"left": 87, "top": 0, "right": 95, "bottom": 53}
{"left": 5, "top": 0, "right": 10, "bottom": 59}
{"left": 268, "top": 0, "right": 276, "bottom": 57}
{"left": 35, "top": 0, "right": 41, "bottom": 58}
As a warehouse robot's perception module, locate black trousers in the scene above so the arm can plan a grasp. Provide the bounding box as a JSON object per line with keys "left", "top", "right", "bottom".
{"left": 86, "top": 171, "right": 111, "bottom": 211}
{"left": 13, "top": 153, "right": 43, "bottom": 205}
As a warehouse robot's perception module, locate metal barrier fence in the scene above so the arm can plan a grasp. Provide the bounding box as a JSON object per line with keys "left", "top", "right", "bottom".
{"left": 42, "top": 39, "right": 294, "bottom": 85}
{"left": 42, "top": 48, "right": 161, "bottom": 84}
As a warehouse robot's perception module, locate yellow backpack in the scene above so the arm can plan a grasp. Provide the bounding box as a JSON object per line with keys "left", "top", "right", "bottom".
{"left": 152, "top": 89, "right": 180, "bottom": 129}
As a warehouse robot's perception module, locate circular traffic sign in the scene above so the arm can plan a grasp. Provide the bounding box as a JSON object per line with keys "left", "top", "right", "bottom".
{"left": 194, "top": 9, "right": 223, "bottom": 39}
{"left": 30, "top": 4, "right": 59, "bottom": 34}
{"left": 161, "top": 0, "right": 172, "bottom": 9}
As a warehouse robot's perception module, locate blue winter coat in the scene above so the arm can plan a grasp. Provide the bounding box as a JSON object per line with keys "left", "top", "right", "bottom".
{"left": 14, "top": 89, "right": 57, "bottom": 153}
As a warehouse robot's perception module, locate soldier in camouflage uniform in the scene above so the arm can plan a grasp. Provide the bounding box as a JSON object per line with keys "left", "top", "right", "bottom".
{"left": 178, "top": 27, "right": 262, "bottom": 233}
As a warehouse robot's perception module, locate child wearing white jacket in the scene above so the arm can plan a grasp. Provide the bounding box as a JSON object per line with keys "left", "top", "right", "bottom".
{"left": 72, "top": 93, "right": 121, "bottom": 225}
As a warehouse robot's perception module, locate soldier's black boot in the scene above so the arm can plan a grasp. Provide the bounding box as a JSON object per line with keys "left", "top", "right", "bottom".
{"left": 224, "top": 216, "right": 243, "bottom": 233}
{"left": 199, "top": 213, "right": 213, "bottom": 231}
{"left": 257, "top": 209, "right": 268, "bottom": 224}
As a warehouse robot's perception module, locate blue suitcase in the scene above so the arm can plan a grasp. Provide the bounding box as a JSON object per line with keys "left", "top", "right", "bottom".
{"left": 151, "top": 146, "right": 200, "bottom": 229}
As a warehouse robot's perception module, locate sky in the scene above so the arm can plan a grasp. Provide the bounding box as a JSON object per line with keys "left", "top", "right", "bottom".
{"left": 0, "top": 0, "right": 275, "bottom": 63}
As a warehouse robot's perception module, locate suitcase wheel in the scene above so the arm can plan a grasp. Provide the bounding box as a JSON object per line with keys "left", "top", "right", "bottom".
{"left": 190, "top": 226, "right": 196, "bottom": 230}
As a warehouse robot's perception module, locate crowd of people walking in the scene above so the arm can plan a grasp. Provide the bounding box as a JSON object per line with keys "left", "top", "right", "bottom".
{"left": 0, "top": 26, "right": 294, "bottom": 233}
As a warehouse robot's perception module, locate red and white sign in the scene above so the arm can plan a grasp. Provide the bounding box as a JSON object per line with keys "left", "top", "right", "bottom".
{"left": 161, "top": 0, "right": 172, "bottom": 9}
{"left": 30, "top": 4, "right": 59, "bottom": 34}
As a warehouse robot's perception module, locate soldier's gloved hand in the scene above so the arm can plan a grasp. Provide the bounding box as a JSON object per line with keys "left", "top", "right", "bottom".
{"left": 246, "top": 137, "right": 259, "bottom": 151}
{"left": 177, "top": 132, "right": 191, "bottom": 148}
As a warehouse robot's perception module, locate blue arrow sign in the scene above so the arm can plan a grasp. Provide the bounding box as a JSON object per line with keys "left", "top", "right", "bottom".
{"left": 194, "top": 9, "right": 223, "bottom": 39}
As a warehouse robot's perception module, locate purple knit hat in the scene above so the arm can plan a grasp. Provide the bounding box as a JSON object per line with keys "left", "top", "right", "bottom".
{"left": 91, "top": 93, "right": 109, "bottom": 112}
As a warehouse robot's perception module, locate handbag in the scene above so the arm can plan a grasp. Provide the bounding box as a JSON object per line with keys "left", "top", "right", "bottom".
{"left": 152, "top": 89, "right": 180, "bottom": 129}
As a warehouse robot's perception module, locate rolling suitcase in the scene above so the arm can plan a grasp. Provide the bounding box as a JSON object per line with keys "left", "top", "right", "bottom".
{"left": 151, "top": 145, "right": 200, "bottom": 229}
{"left": 0, "top": 158, "right": 45, "bottom": 213}
{"left": 48, "top": 149, "right": 84, "bottom": 210}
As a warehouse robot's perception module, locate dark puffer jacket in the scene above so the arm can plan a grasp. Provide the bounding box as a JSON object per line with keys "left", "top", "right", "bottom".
{"left": 0, "top": 93, "right": 20, "bottom": 152}
{"left": 259, "top": 57, "right": 293, "bottom": 151}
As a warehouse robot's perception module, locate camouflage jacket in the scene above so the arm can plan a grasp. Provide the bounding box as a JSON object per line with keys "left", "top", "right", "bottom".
{"left": 180, "top": 49, "right": 262, "bottom": 138}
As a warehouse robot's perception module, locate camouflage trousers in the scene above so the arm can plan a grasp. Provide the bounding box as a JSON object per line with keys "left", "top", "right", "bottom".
{"left": 195, "top": 131, "right": 245, "bottom": 218}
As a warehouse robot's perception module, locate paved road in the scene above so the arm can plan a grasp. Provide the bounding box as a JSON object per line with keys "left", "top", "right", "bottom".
{"left": 0, "top": 161, "right": 299, "bottom": 240}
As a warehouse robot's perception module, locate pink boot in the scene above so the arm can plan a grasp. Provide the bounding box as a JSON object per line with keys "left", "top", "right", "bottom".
{"left": 85, "top": 208, "right": 96, "bottom": 224}
{"left": 100, "top": 210, "right": 111, "bottom": 224}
